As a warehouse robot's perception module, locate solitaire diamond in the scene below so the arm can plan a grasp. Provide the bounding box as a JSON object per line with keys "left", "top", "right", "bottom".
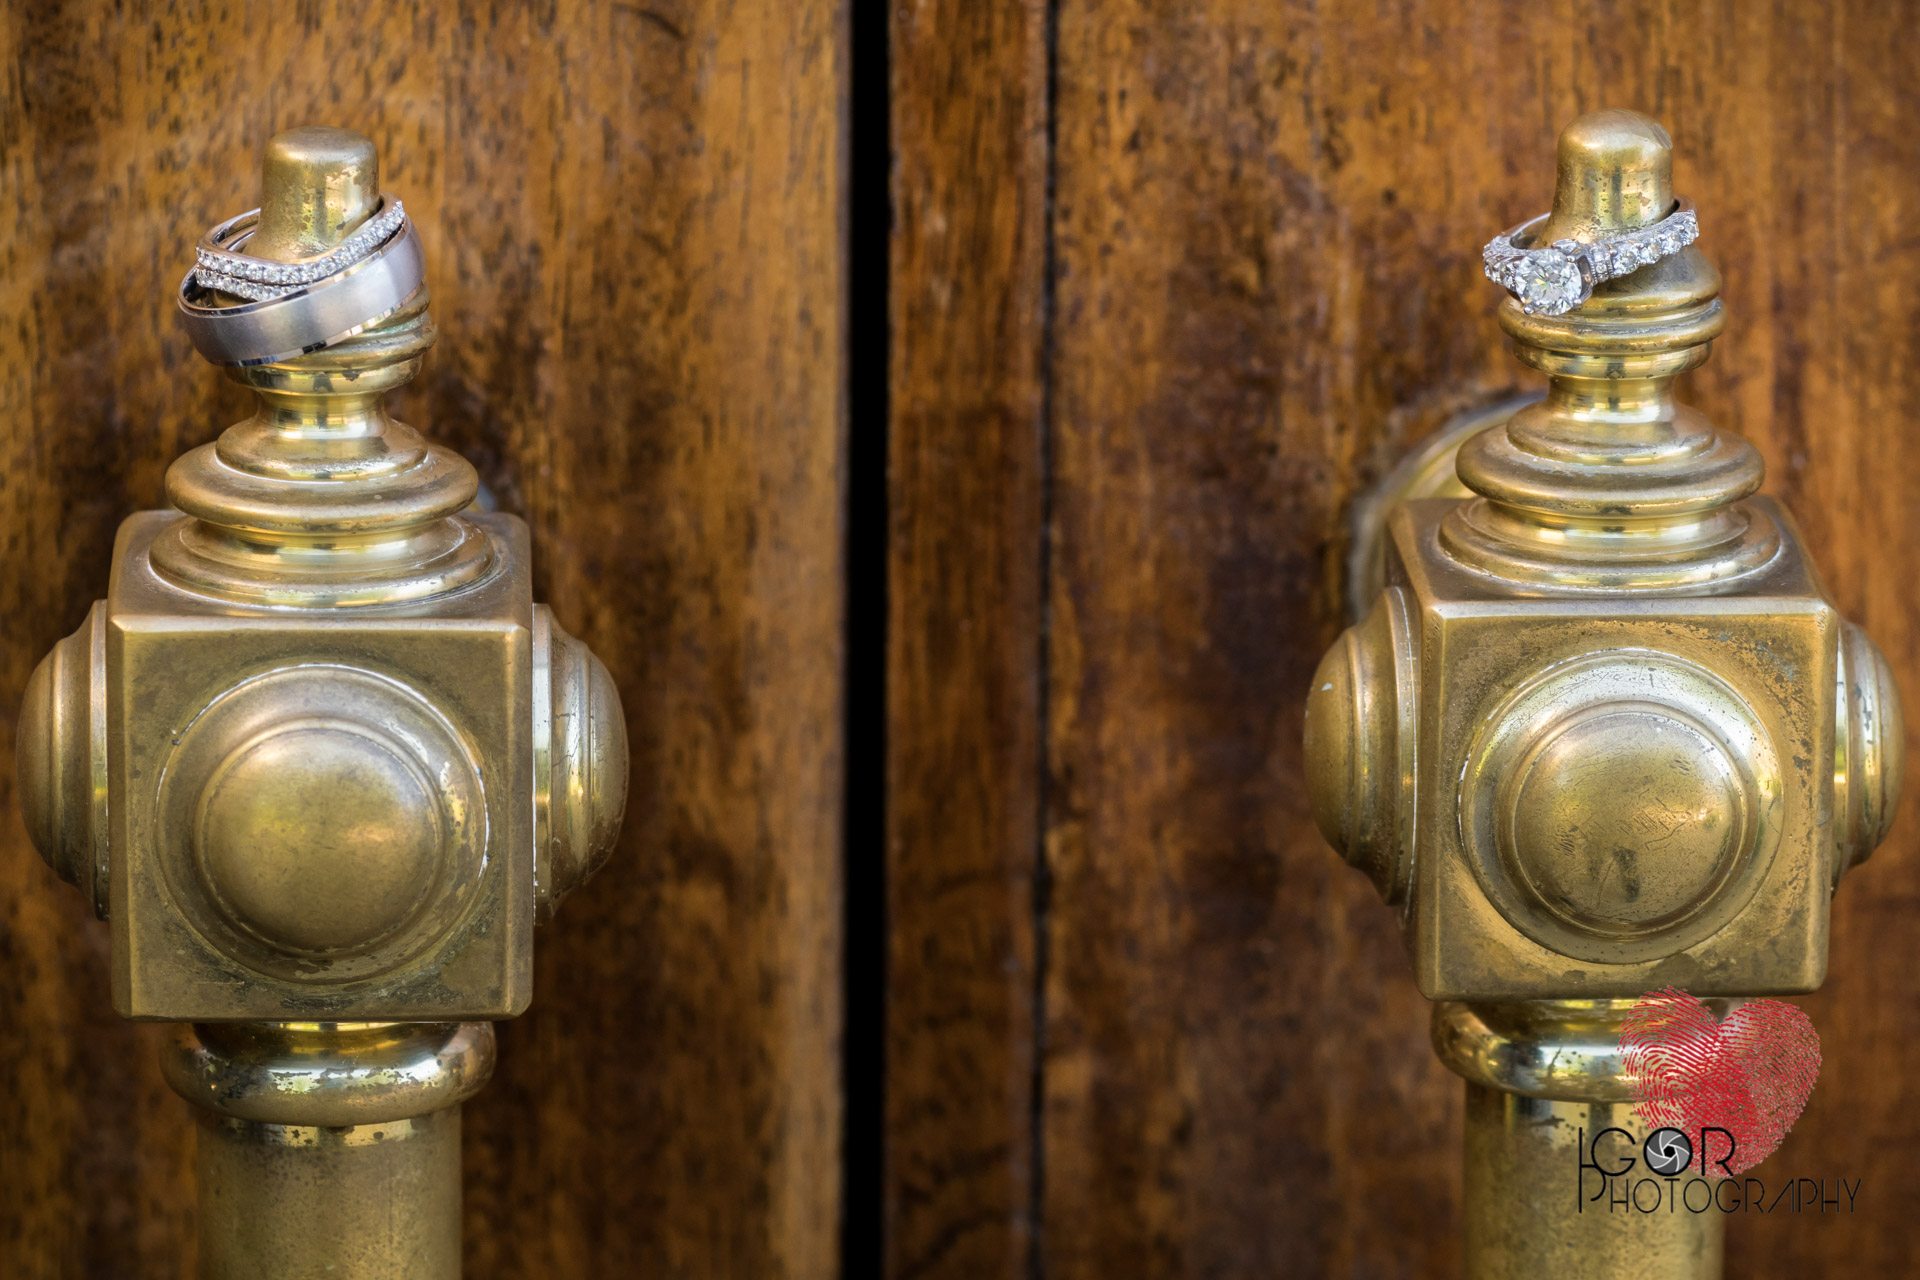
{"left": 1482, "top": 202, "right": 1700, "bottom": 317}
{"left": 1510, "top": 249, "right": 1584, "bottom": 315}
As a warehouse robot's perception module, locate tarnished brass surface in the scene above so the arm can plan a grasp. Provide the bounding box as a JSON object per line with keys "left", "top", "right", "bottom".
{"left": 1835, "top": 620, "right": 1904, "bottom": 883}
{"left": 16, "top": 128, "right": 630, "bottom": 1275}
{"left": 1538, "top": 109, "right": 1677, "bottom": 245}
{"left": 162, "top": 1021, "right": 497, "bottom": 1127}
{"left": 1439, "top": 1001, "right": 1723, "bottom": 1279}
{"left": 1443, "top": 114, "right": 1773, "bottom": 591}
{"left": 250, "top": 126, "right": 383, "bottom": 263}
{"left": 533, "top": 605, "right": 630, "bottom": 920}
{"left": 1303, "top": 586, "right": 1418, "bottom": 906}
{"left": 16, "top": 601, "right": 108, "bottom": 919}
{"left": 1307, "top": 110, "right": 1904, "bottom": 1277}
{"left": 1463, "top": 1087, "right": 1722, "bottom": 1279}
{"left": 1433, "top": 998, "right": 1735, "bottom": 1104}
{"left": 1346, "top": 394, "right": 1540, "bottom": 623}
{"left": 163, "top": 1021, "right": 493, "bottom": 1278}
{"left": 149, "top": 289, "right": 497, "bottom": 605}
{"left": 106, "top": 532, "right": 531, "bottom": 1017}
{"left": 194, "top": 1108, "right": 464, "bottom": 1280}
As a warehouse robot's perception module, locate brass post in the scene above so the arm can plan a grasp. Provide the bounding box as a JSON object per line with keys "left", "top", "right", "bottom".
{"left": 163, "top": 1023, "right": 495, "bottom": 1280}
{"left": 1306, "top": 112, "right": 1902, "bottom": 1277}
{"left": 17, "top": 128, "right": 628, "bottom": 1277}
{"left": 1437, "top": 1001, "right": 1724, "bottom": 1278}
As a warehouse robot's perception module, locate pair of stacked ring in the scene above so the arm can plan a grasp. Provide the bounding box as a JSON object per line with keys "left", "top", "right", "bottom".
{"left": 176, "top": 192, "right": 425, "bottom": 367}
{"left": 194, "top": 197, "right": 409, "bottom": 301}
{"left": 1482, "top": 198, "right": 1699, "bottom": 317}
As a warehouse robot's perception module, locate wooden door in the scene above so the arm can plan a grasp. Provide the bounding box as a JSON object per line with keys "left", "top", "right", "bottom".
{"left": 888, "top": 2, "right": 1920, "bottom": 1277}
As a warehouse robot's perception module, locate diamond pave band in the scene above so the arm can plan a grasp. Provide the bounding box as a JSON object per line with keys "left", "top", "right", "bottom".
{"left": 1482, "top": 199, "right": 1699, "bottom": 317}
{"left": 177, "top": 217, "right": 427, "bottom": 367}
{"left": 193, "top": 196, "right": 408, "bottom": 301}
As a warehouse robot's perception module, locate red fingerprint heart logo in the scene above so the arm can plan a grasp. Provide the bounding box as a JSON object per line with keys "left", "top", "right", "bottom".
{"left": 1620, "top": 987, "right": 1821, "bottom": 1175}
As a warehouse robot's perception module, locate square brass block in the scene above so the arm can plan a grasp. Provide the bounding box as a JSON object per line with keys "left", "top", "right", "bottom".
{"left": 1389, "top": 498, "right": 1833, "bottom": 1001}
{"left": 106, "top": 510, "right": 533, "bottom": 1020}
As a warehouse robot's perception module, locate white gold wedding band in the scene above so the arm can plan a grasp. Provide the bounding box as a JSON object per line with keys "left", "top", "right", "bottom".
{"left": 176, "top": 217, "right": 426, "bottom": 367}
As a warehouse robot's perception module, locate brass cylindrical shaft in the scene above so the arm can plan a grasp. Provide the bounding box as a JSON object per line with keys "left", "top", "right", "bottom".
{"left": 194, "top": 1109, "right": 464, "bottom": 1279}
{"left": 163, "top": 1021, "right": 496, "bottom": 1280}
{"left": 1436, "top": 1000, "right": 1726, "bottom": 1279}
{"left": 1463, "top": 1087, "right": 1722, "bottom": 1279}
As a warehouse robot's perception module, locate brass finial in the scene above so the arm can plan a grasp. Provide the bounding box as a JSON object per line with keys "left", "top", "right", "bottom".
{"left": 1441, "top": 111, "right": 1774, "bottom": 590}
{"left": 250, "top": 126, "right": 382, "bottom": 261}
{"left": 1538, "top": 109, "right": 1674, "bottom": 244}
{"left": 152, "top": 128, "right": 493, "bottom": 606}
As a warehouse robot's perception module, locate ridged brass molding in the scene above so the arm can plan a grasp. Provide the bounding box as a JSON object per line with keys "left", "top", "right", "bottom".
{"left": 1305, "top": 110, "right": 1904, "bottom": 1280}
{"left": 15, "top": 127, "right": 630, "bottom": 1280}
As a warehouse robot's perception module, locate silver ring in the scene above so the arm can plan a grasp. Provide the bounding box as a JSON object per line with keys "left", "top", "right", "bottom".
{"left": 1482, "top": 198, "right": 1699, "bottom": 316}
{"left": 177, "top": 219, "right": 426, "bottom": 367}
{"left": 195, "top": 194, "right": 407, "bottom": 294}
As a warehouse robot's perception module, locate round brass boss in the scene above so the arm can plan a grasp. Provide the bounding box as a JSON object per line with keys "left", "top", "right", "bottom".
{"left": 1500, "top": 703, "right": 1750, "bottom": 939}
{"left": 196, "top": 719, "right": 445, "bottom": 954}
{"left": 1458, "top": 650, "right": 1780, "bottom": 966}
{"left": 1303, "top": 588, "right": 1419, "bottom": 905}
{"left": 154, "top": 664, "right": 488, "bottom": 982}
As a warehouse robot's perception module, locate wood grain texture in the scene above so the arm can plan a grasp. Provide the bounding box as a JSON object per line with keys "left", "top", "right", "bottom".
{"left": 0, "top": 3, "right": 843, "bottom": 1278}
{"left": 886, "top": 2, "right": 1049, "bottom": 1278}
{"left": 1029, "top": 1, "right": 1920, "bottom": 1277}
{"left": 1042, "top": 5, "right": 1480, "bottom": 1273}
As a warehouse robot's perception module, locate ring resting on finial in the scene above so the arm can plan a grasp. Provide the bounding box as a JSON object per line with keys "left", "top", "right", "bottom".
{"left": 194, "top": 195, "right": 408, "bottom": 298}
{"left": 1482, "top": 199, "right": 1699, "bottom": 316}
{"left": 175, "top": 205, "right": 425, "bottom": 367}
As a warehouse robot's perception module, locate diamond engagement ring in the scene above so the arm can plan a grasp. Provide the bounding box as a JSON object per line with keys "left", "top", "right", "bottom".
{"left": 1482, "top": 198, "right": 1699, "bottom": 316}
{"left": 194, "top": 194, "right": 408, "bottom": 300}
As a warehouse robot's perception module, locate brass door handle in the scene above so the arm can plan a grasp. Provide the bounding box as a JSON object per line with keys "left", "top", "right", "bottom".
{"left": 15, "top": 127, "right": 628, "bottom": 1279}
{"left": 1304, "top": 110, "right": 1902, "bottom": 1280}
